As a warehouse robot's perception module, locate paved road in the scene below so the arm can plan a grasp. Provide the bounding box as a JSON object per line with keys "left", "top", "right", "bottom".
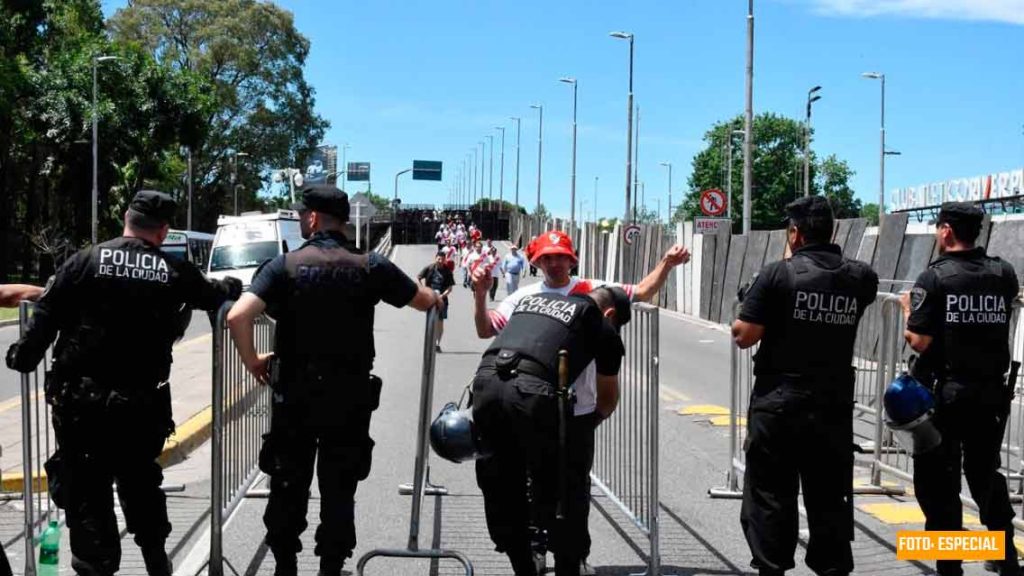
{"left": 0, "top": 245, "right": 1006, "bottom": 575}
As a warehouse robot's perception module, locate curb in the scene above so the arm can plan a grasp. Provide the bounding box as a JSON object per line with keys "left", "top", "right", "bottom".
{"left": 1, "top": 405, "right": 214, "bottom": 493}
{"left": 0, "top": 319, "right": 18, "bottom": 328}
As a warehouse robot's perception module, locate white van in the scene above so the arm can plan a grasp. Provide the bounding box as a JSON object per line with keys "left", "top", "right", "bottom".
{"left": 207, "top": 210, "right": 305, "bottom": 286}
{"left": 162, "top": 230, "right": 214, "bottom": 270}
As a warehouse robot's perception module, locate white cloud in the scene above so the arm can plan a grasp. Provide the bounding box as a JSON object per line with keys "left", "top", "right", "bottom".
{"left": 800, "top": 0, "right": 1024, "bottom": 25}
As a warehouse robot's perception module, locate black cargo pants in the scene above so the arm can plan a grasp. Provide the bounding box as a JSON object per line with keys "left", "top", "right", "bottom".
{"left": 49, "top": 382, "right": 173, "bottom": 576}
{"left": 912, "top": 381, "right": 1020, "bottom": 576}
{"left": 473, "top": 365, "right": 587, "bottom": 576}
{"left": 260, "top": 379, "right": 376, "bottom": 562}
{"left": 740, "top": 381, "right": 854, "bottom": 576}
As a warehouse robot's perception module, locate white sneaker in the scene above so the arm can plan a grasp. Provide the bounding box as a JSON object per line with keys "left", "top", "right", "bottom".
{"left": 580, "top": 559, "right": 596, "bottom": 576}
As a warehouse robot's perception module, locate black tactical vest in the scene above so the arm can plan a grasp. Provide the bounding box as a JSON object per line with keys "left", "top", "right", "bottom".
{"left": 271, "top": 233, "right": 378, "bottom": 373}
{"left": 486, "top": 292, "right": 598, "bottom": 384}
{"left": 926, "top": 252, "right": 1014, "bottom": 383}
{"left": 754, "top": 249, "right": 872, "bottom": 380}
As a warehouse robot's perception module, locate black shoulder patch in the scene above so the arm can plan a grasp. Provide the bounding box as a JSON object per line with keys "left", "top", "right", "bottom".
{"left": 910, "top": 286, "right": 927, "bottom": 311}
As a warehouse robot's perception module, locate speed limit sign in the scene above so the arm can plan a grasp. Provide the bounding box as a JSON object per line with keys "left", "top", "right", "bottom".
{"left": 700, "top": 188, "right": 727, "bottom": 217}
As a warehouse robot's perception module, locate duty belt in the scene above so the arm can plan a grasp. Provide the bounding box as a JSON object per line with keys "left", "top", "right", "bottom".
{"left": 484, "top": 350, "right": 555, "bottom": 384}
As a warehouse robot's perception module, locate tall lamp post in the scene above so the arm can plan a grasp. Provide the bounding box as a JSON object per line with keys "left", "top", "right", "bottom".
{"left": 610, "top": 31, "right": 635, "bottom": 222}
{"left": 510, "top": 116, "right": 521, "bottom": 209}
{"left": 660, "top": 161, "right": 672, "bottom": 225}
{"left": 594, "top": 176, "right": 599, "bottom": 222}
{"left": 560, "top": 77, "right": 578, "bottom": 231}
{"left": 495, "top": 126, "right": 506, "bottom": 210}
{"left": 726, "top": 129, "right": 745, "bottom": 223}
{"left": 340, "top": 143, "right": 350, "bottom": 190}
{"left": 479, "top": 141, "right": 486, "bottom": 207}
{"left": 231, "top": 151, "right": 249, "bottom": 216}
{"left": 804, "top": 85, "right": 822, "bottom": 197}
{"left": 487, "top": 134, "right": 494, "bottom": 207}
{"left": 92, "top": 54, "right": 121, "bottom": 244}
{"left": 530, "top": 104, "right": 544, "bottom": 211}
{"left": 742, "top": 0, "right": 755, "bottom": 235}
{"left": 862, "top": 71, "right": 886, "bottom": 227}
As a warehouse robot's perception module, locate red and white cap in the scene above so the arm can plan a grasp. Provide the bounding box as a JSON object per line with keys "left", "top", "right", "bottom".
{"left": 527, "top": 230, "right": 577, "bottom": 264}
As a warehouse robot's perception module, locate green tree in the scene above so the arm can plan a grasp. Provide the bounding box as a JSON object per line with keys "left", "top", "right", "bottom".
{"left": 860, "top": 203, "right": 880, "bottom": 226}
{"left": 109, "top": 0, "right": 330, "bottom": 231}
{"left": 532, "top": 203, "right": 550, "bottom": 220}
{"left": 680, "top": 113, "right": 860, "bottom": 231}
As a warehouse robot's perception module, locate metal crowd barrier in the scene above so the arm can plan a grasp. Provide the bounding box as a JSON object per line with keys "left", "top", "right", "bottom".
{"left": 591, "top": 302, "right": 664, "bottom": 575}
{"left": 709, "top": 295, "right": 903, "bottom": 499}
{"left": 203, "top": 301, "right": 274, "bottom": 576}
{"left": 356, "top": 306, "right": 473, "bottom": 575}
{"left": 16, "top": 301, "right": 59, "bottom": 576}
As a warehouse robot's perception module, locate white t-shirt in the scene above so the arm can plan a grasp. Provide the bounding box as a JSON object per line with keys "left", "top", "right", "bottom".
{"left": 489, "top": 277, "right": 636, "bottom": 416}
{"left": 464, "top": 250, "right": 483, "bottom": 270}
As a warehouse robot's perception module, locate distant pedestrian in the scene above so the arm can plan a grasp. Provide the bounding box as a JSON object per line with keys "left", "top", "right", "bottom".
{"left": 501, "top": 246, "right": 527, "bottom": 295}
{"left": 418, "top": 252, "right": 456, "bottom": 352}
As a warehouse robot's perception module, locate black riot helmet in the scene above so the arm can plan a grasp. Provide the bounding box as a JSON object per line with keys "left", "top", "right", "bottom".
{"left": 429, "top": 402, "right": 490, "bottom": 463}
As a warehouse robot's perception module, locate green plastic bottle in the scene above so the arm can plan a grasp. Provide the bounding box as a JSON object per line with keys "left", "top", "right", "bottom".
{"left": 38, "top": 520, "right": 60, "bottom": 576}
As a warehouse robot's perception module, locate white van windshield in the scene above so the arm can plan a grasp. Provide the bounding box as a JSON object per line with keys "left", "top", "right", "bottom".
{"left": 209, "top": 241, "right": 279, "bottom": 271}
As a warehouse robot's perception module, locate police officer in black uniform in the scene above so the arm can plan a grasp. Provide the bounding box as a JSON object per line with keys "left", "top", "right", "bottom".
{"left": 472, "top": 287, "right": 627, "bottom": 576}
{"left": 732, "top": 196, "right": 878, "bottom": 576}
{"left": 226, "top": 184, "right": 440, "bottom": 576}
{"left": 5, "top": 190, "right": 242, "bottom": 576}
{"left": 902, "top": 202, "right": 1021, "bottom": 576}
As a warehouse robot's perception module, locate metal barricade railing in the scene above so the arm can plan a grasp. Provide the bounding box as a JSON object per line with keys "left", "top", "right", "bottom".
{"left": 709, "top": 296, "right": 904, "bottom": 500}
{"left": 16, "top": 301, "right": 59, "bottom": 576}
{"left": 203, "top": 301, "right": 274, "bottom": 576}
{"left": 356, "top": 306, "right": 473, "bottom": 575}
{"left": 591, "top": 302, "right": 664, "bottom": 575}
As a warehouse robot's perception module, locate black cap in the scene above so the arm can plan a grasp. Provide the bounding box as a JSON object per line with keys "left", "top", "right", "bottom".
{"left": 129, "top": 190, "right": 177, "bottom": 223}
{"left": 937, "top": 202, "right": 983, "bottom": 228}
{"left": 782, "top": 195, "right": 833, "bottom": 225}
{"left": 291, "top": 184, "right": 350, "bottom": 221}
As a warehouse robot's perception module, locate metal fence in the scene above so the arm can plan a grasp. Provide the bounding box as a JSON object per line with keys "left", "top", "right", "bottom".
{"left": 205, "top": 301, "right": 275, "bottom": 576}
{"left": 16, "top": 301, "right": 59, "bottom": 576}
{"left": 591, "top": 302, "right": 663, "bottom": 574}
{"left": 356, "top": 305, "right": 473, "bottom": 575}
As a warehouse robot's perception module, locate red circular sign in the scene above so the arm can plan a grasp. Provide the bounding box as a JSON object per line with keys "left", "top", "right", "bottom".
{"left": 700, "top": 188, "right": 727, "bottom": 217}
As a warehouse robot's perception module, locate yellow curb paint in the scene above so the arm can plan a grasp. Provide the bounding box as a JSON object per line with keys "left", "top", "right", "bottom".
{"left": 678, "top": 404, "right": 730, "bottom": 416}
{"left": 158, "top": 406, "right": 213, "bottom": 468}
{"left": 709, "top": 415, "right": 745, "bottom": 427}
{"left": 173, "top": 333, "right": 211, "bottom": 350}
{"left": 0, "top": 391, "right": 38, "bottom": 416}
{"left": 859, "top": 502, "right": 982, "bottom": 526}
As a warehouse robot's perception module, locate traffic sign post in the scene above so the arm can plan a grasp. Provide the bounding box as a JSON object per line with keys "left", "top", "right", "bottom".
{"left": 694, "top": 217, "right": 731, "bottom": 235}
{"left": 412, "top": 160, "right": 443, "bottom": 181}
{"left": 350, "top": 192, "right": 377, "bottom": 249}
{"left": 700, "top": 188, "right": 728, "bottom": 217}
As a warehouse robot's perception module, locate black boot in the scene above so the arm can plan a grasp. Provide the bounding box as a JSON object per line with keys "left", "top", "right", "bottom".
{"left": 141, "top": 546, "right": 172, "bottom": 576}
{"left": 273, "top": 550, "right": 297, "bottom": 576}
{"left": 318, "top": 556, "right": 344, "bottom": 576}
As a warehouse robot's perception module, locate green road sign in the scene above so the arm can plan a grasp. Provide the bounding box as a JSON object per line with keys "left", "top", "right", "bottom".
{"left": 412, "top": 160, "right": 442, "bottom": 181}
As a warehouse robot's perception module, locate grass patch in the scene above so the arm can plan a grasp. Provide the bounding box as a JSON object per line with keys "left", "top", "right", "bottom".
{"left": 0, "top": 308, "right": 19, "bottom": 322}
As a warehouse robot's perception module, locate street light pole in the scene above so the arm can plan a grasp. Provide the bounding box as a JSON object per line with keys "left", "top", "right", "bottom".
{"left": 186, "top": 147, "right": 193, "bottom": 230}
{"left": 510, "top": 117, "right": 521, "bottom": 209}
{"left": 594, "top": 176, "right": 599, "bottom": 222}
{"left": 479, "top": 141, "right": 486, "bottom": 207}
{"left": 560, "top": 77, "right": 578, "bottom": 231}
{"left": 91, "top": 55, "right": 120, "bottom": 244}
{"left": 340, "top": 143, "right": 350, "bottom": 190}
{"left": 660, "top": 162, "right": 672, "bottom": 224}
{"left": 487, "top": 134, "right": 494, "bottom": 208}
{"left": 394, "top": 168, "right": 412, "bottom": 207}
{"left": 496, "top": 126, "right": 506, "bottom": 209}
{"left": 804, "top": 85, "right": 822, "bottom": 197}
{"left": 634, "top": 105, "right": 640, "bottom": 219}
{"left": 232, "top": 151, "right": 249, "bottom": 216}
{"left": 531, "top": 104, "right": 544, "bottom": 212}
{"left": 743, "top": 0, "right": 755, "bottom": 235}
{"left": 862, "top": 72, "right": 886, "bottom": 227}
{"left": 610, "top": 31, "right": 634, "bottom": 223}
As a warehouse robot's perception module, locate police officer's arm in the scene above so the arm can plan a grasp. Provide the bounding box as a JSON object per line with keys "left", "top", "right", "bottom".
{"left": 370, "top": 253, "right": 439, "bottom": 312}
{"left": 594, "top": 314, "right": 626, "bottom": 419}
{"left": 903, "top": 271, "right": 940, "bottom": 354}
{"left": 173, "top": 258, "right": 242, "bottom": 311}
{"left": 732, "top": 265, "right": 776, "bottom": 349}
{"left": 0, "top": 283, "right": 44, "bottom": 308}
{"left": 5, "top": 255, "right": 86, "bottom": 372}
{"left": 227, "top": 293, "right": 273, "bottom": 385}
{"left": 633, "top": 244, "right": 690, "bottom": 302}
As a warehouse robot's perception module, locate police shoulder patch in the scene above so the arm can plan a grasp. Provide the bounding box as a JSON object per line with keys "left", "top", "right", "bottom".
{"left": 39, "top": 275, "right": 56, "bottom": 300}
{"left": 910, "top": 286, "right": 927, "bottom": 311}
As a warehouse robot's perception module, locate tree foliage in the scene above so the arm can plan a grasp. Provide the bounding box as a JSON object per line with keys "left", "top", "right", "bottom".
{"left": 679, "top": 113, "right": 862, "bottom": 232}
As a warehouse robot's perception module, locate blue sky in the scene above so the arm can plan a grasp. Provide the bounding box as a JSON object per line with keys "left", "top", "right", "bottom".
{"left": 103, "top": 0, "right": 1024, "bottom": 220}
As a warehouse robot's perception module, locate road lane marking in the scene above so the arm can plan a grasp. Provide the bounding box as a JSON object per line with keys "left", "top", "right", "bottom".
{"left": 677, "top": 404, "right": 729, "bottom": 416}
{"left": 858, "top": 502, "right": 982, "bottom": 526}
{"left": 708, "top": 415, "right": 744, "bottom": 427}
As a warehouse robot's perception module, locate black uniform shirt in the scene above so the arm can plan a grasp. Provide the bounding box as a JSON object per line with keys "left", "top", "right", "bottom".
{"left": 740, "top": 243, "right": 878, "bottom": 378}
{"left": 417, "top": 263, "right": 455, "bottom": 294}
{"left": 248, "top": 230, "right": 417, "bottom": 371}
{"left": 486, "top": 292, "right": 624, "bottom": 384}
{"left": 907, "top": 247, "right": 1019, "bottom": 383}
{"left": 9, "top": 236, "right": 236, "bottom": 384}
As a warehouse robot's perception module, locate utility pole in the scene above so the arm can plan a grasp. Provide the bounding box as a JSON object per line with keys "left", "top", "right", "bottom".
{"left": 511, "top": 117, "right": 521, "bottom": 208}
{"left": 743, "top": 0, "right": 755, "bottom": 235}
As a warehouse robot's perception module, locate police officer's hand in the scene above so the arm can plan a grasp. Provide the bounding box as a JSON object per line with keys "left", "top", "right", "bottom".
{"left": 245, "top": 352, "right": 274, "bottom": 386}
{"left": 471, "top": 264, "right": 493, "bottom": 295}
{"left": 663, "top": 244, "right": 691, "bottom": 267}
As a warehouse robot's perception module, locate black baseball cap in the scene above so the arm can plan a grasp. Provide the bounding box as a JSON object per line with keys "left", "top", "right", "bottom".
{"left": 782, "top": 195, "right": 833, "bottom": 226}
{"left": 291, "top": 184, "right": 350, "bottom": 220}
{"left": 937, "top": 202, "right": 983, "bottom": 228}
{"left": 129, "top": 190, "right": 177, "bottom": 223}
